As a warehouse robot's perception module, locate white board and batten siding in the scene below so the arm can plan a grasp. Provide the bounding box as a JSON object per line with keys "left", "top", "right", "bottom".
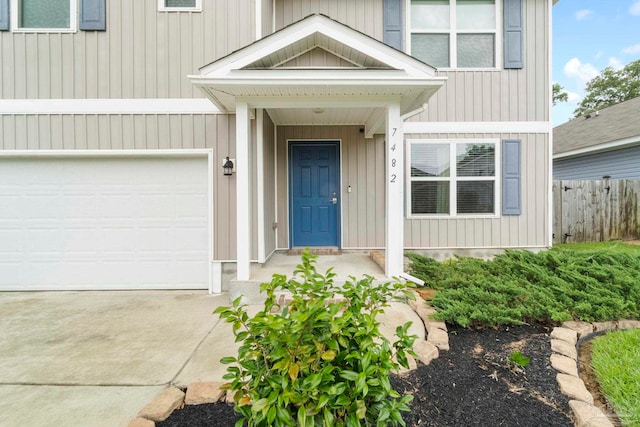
{"left": 0, "top": 153, "right": 211, "bottom": 291}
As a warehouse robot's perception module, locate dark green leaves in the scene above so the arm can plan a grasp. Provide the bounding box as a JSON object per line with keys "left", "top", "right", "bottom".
{"left": 212, "top": 248, "right": 416, "bottom": 426}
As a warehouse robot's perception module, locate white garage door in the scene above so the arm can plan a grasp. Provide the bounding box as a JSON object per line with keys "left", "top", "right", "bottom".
{"left": 0, "top": 154, "right": 210, "bottom": 290}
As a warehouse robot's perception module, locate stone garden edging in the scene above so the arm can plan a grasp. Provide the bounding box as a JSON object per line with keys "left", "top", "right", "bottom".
{"left": 551, "top": 319, "right": 640, "bottom": 427}
{"left": 127, "top": 292, "right": 448, "bottom": 426}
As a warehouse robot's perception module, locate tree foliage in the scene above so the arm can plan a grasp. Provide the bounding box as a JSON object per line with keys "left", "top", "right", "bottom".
{"left": 552, "top": 83, "right": 568, "bottom": 106}
{"left": 574, "top": 59, "right": 640, "bottom": 117}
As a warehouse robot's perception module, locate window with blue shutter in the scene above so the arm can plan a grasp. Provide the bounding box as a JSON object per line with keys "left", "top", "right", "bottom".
{"left": 502, "top": 139, "right": 522, "bottom": 215}
{"left": 504, "top": 0, "right": 524, "bottom": 69}
{"left": 80, "top": 0, "right": 106, "bottom": 31}
{"left": 383, "top": 0, "right": 403, "bottom": 50}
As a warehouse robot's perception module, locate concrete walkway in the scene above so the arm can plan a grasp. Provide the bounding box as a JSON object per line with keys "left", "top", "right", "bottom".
{"left": 0, "top": 291, "right": 236, "bottom": 427}
{"left": 0, "top": 285, "right": 424, "bottom": 426}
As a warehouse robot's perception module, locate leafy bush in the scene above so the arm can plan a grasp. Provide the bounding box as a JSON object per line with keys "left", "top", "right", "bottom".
{"left": 408, "top": 248, "right": 640, "bottom": 327}
{"left": 214, "top": 250, "right": 417, "bottom": 427}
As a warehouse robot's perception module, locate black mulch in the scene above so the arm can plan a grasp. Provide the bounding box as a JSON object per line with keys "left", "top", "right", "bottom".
{"left": 158, "top": 324, "right": 573, "bottom": 427}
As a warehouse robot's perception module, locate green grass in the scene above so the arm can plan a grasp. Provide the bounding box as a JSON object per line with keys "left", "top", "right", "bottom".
{"left": 553, "top": 241, "right": 640, "bottom": 253}
{"left": 408, "top": 245, "right": 640, "bottom": 327}
{"left": 591, "top": 329, "right": 640, "bottom": 426}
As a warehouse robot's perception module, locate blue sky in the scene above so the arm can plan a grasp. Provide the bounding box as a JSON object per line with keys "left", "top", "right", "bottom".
{"left": 552, "top": 0, "right": 640, "bottom": 126}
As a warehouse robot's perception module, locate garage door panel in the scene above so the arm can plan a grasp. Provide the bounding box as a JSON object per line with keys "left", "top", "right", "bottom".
{"left": 0, "top": 156, "right": 210, "bottom": 290}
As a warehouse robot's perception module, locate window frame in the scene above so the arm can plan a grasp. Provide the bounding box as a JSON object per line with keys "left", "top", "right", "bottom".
{"left": 10, "top": 0, "right": 77, "bottom": 33}
{"left": 406, "top": 139, "right": 501, "bottom": 218}
{"left": 406, "top": 0, "right": 502, "bottom": 70}
{"left": 157, "top": 0, "right": 202, "bottom": 12}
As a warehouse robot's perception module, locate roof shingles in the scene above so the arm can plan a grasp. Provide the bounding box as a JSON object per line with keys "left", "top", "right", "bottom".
{"left": 553, "top": 96, "right": 640, "bottom": 155}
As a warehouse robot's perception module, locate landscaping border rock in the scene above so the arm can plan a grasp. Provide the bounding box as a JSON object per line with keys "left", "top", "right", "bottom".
{"left": 551, "top": 320, "right": 640, "bottom": 427}
{"left": 128, "top": 285, "right": 449, "bottom": 426}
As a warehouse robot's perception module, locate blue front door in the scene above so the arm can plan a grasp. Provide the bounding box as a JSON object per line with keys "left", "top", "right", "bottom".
{"left": 290, "top": 142, "right": 340, "bottom": 247}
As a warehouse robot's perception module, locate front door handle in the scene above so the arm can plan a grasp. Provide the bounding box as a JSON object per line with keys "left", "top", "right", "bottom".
{"left": 331, "top": 197, "right": 338, "bottom": 204}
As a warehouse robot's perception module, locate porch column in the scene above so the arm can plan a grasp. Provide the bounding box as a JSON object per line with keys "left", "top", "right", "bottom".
{"left": 236, "top": 101, "right": 251, "bottom": 281}
{"left": 385, "top": 102, "right": 404, "bottom": 277}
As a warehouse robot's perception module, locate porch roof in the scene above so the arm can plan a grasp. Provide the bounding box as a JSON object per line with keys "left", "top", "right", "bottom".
{"left": 189, "top": 14, "right": 446, "bottom": 135}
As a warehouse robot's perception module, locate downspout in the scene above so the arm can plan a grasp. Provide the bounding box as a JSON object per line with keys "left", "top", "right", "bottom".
{"left": 399, "top": 272, "right": 425, "bottom": 286}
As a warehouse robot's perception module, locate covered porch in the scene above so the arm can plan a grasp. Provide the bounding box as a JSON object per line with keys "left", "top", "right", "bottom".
{"left": 189, "top": 14, "right": 446, "bottom": 290}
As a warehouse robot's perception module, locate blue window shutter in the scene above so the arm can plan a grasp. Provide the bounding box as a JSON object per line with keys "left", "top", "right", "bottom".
{"left": 80, "top": 0, "right": 106, "bottom": 31}
{"left": 502, "top": 139, "right": 521, "bottom": 215}
{"left": 0, "top": 0, "right": 9, "bottom": 31}
{"left": 503, "top": 0, "right": 523, "bottom": 69}
{"left": 383, "top": 0, "right": 403, "bottom": 50}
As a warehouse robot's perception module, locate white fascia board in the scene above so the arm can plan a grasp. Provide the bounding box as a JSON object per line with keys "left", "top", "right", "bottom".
{"left": 233, "top": 95, "right": 402, "bottom": 109}
{"left": 198, "top": 15, "right": 437, "bottom": 79}
{"left": 403, "top": 121, "right": 551, "bottom": 134}
{"left": 553, "top": 135, "right": 640, "bottom": 159}
{"left": 0, "top": 149, "right": 213, "bottom": 158}
{"left": 0, "top": 99, "right": 221, "bottom": 115}
{"left": 189, "top": 76, "right": 447, "bottom": 88}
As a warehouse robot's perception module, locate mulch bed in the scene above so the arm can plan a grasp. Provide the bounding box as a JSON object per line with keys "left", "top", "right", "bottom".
{"left": 158, "top": 324, "right": 573, "bottom": 427}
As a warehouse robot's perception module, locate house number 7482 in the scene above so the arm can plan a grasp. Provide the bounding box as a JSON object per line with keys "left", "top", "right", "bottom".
{"left": 390, "top": 128, "right": 398, "bottom": 183}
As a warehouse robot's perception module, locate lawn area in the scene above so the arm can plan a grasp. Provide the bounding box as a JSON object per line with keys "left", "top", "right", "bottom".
{"left": 553, "top": 241, "right": 640, "bottom": 253}
{"left": 591, "top": 329, "right": 640, "bottom": 427}
{"left": 408, "top": 242, "right": 640, "bottom": 327}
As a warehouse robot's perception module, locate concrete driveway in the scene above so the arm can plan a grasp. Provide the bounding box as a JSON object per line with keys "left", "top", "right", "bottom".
{"left": 0, "top": 291, "right": 237, "bottom": 427}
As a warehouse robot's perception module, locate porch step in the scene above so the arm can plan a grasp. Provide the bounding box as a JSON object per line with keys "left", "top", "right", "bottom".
{"left": 369, "top": 250, "right": 385, "bottom": 271}
{"left": 287, "top": 248, "right": 342, "bottom": 256}
{"left": 228, "top": 277, "right": 391, "bottom": 305}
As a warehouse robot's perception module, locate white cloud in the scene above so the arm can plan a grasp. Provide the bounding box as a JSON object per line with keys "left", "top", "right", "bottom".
{"left": 575, "top": 9, "right": 594, "bottom": 20}
{"left": 567, "top": 92, "right": 581, "bottom": 104}
{"left": 623, "top": 44, "right": 640, "bottom": 55}
{"left": 608, "top": 57, "right": 623, "bottom": 70}
{"left": 564, "top": 58, "right": 599, "bottom": 85}
{"left": 630, "top": 0, "right": 640, "bottom": 16}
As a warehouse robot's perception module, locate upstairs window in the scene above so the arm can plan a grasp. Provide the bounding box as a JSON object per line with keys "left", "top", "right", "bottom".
{"left": 11, "top": 0, "right": 76, "bottom": 32}
{"left": 409, "top": 140, "right": 498, "bottom": 216}
{"left": 410, "top": 0, "right": 498, "bottom": 69}
{"left": 158, "top": 0, "right": 202, "bottom": 11}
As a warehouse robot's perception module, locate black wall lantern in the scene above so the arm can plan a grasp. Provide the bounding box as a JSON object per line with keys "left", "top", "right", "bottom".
{"left": 223, "top": 156, "right": 234, "bottom": 176}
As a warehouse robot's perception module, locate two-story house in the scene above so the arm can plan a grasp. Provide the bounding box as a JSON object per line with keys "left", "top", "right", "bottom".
{"left": 0, "top": 0, "right": 554, "bottom": 293}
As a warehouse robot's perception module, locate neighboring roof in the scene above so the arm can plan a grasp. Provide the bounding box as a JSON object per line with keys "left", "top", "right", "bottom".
{"left": 553, "top": 97, "right": 640, "bottom": 158}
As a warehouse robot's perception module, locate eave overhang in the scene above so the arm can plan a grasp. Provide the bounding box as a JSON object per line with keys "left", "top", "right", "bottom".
{"left": 189, "top": 14, "right": 447, "bottom": 130}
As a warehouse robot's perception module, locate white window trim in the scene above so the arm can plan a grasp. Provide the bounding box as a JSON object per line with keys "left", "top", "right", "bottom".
{"left": 10, "top": 0, "right": 77, "bottom": 33}
{"left": 158, "top": 0, "right": 202, "bottom": 12}
{"left": 406, "top": 0, "right": 502, "bottom": 71}
{"left": 406, "top": 139, "right": 501, "bottom": 219}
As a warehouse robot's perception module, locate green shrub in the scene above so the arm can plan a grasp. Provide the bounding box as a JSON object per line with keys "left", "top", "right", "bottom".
{"left": 407, "top": 248, "right": 640, "bottom": 327}
{"left": 214, "top": 250, "right": 416, "bottom": 427}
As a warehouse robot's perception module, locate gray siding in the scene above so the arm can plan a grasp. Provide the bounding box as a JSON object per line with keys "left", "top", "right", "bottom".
{"left": 553, "top": 145, "right": 640, "bottom": 180}
{"left": 275, "top": 128, "right": 548, "bottom": 250}
{"left": 0, "top": 112, "right": 242, "bottom": 260}
{"left": 404, "top": 133, "right": 549, "bottom": 248}
{"left": 276, "top": 125, "right": 386, "bottom": 249}
{"left": 274, "top": 0, "right": 384, "bottom": 40}
{"left": 261, "top": 0, "right": 274, "bottom": 38}
{"left": 0, "top": 0, "right": 255, "bottom": 99}
{"left": 263, "top": 111, "right": 277, "bottom": 257}
{"left": 409, "top": 0, "right": 549, "bottom": 123}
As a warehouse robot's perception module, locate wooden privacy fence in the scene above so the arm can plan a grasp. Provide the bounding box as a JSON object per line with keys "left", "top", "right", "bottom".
{"left": 553, "top": 179, "right": 640, "bottom": 243}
